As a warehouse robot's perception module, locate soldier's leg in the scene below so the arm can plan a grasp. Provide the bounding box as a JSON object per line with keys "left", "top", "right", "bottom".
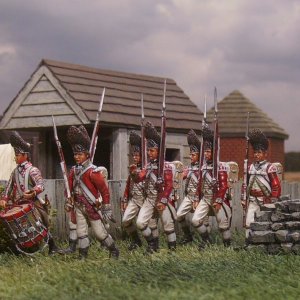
{"left": 192, "top": 200, "right": 211, "bottom": 249}
{"left": 161, "top": 204, "right": 177, "bottom": 251}
{"left": 75, "top": 207, "right": 90, "bottom": 260}
{"left": 122, "top": 201, "right": 142, "bottom": 250}
{"left": 90, "top": 219, "right": 119, "bottom": 259}
{"left": 245, "top": 200, "right": 261, "bottom": 241}
{"left": 63, "top": 217, "right": 77, "bottom": 254}
{"left": 148, "top": 217, "right": 159, "bottom": 251}
{"left": 177, "top": 196, "right": 193, "bottom": 244}
{"left": 136, "top": 199, "right": 156, "bottom": 252}
{"left": 215, "top": 203, "right": 232, "bottom": 247}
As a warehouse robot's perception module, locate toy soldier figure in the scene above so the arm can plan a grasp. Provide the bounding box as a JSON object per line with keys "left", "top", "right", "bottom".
{"left": 66, "top": 125, "right": 119, "bottom": 259}
{"left": 176, "top": 129, "right": 201, "bottom": 244}
{"left": 131, "top": 122, "right": 177, "bottom": 252}
{"left": 121, "top": 131, "right": 159, "bottom": 251}
{"left": 242, "top": 128, "right": 281, "bottom": 240}
{"left": 192, "top": 127, "right": 232, "bottom": 248}
{"left": 0, "top": 131, "right": 60, "bottom": 254}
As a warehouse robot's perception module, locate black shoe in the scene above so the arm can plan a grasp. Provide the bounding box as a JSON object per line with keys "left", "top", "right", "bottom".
{"left": 78, "top": 247, "right": 89, "bottom": 260}
{"left": 128, "top": 241, "right": 141, "bottom": 251}
{"left": 198, "top": 234, "right": 212, "bottom": 251}
{"left": 109, "top": 244, "right": 120, "bottom": 259}
{"left": 48, "top": 237, "right": 63, "bottom": 255}
{"left": 178, "top": 236, "right": 193, "bottom": 245}
{"left": 62, "top": 239, "right": 77, "bottom": 254}
{"left": 223, "top": 239, "right": 231, "bottom": 247}
{"left": 168, "top": 241, "right": 176, "bottom": 251}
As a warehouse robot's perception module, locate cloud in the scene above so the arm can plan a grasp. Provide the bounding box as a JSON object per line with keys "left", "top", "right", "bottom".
{"left": 0, "top": 0, "right": 299, "bottom": 151}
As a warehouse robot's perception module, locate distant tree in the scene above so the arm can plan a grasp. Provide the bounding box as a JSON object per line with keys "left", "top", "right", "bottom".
{"left": 285, "top": 152, "right": 300, "bottom": 171}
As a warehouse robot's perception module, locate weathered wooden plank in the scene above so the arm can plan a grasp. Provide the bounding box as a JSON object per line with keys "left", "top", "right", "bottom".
{"left": 24, "top": 90, "right": 65, "bottom": 105}
{"left": 83, "top": 103, "right": 200, "bottom": 122}
{"left": 14, "top": 103, "right": 74, "bottom": 117}
{"left": 45, "top": 62, "right": 178, "bottom": 89}
{"left": 32, "top": 80, "right": 56, "bottom": 92}
{"left": 62, "top": 82, "right": 188, "bottom": 99}
{"left": 6, "top": 115, "right": 82, "bottom": 129}
{"left": 84, "top": 111, "right": 202, "bottom": 131}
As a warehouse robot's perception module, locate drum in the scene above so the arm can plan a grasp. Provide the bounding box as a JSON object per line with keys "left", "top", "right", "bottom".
{"left": 0, "top": 202, "right": 48, "bottom": 251}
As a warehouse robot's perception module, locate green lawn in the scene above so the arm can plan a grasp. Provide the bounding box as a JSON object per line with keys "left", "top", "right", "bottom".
{"left": 0, "top": 236, "right": 300, "bottom": 300}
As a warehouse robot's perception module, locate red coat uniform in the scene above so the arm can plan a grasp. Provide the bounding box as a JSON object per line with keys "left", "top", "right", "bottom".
{"left": 133, "top": 160, "right": 173, "bottom": 203}
{"left": 69, "top": 163, "right": 110, "bottom": 220}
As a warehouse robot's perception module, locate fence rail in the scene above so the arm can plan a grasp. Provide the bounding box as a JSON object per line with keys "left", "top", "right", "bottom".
{"left": 2, "top": 179, "right": 300, "bottom": 241}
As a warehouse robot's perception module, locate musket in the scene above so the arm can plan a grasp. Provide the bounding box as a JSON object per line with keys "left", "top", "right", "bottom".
{"left": 197, "top": 95, "right": 207, "bottom": 200}
{"left": 89, "top": 87, "right": 105, "bottom": 163}
{"left": 242, "top": 112, "right": 250, "bottom": 227}
{"left": 52, "top": 116, "right": 72, "bottom": 202}
{"left": 212, "top": 87, "right": 220, "bottom": 202}
{"left": 141, "top": 93, "right": 147, "bottom": 168}
{"left": 157, "top": 79, "right": 167, "bottom": 201}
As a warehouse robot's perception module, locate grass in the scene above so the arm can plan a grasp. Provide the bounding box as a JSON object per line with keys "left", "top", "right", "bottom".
{"left": 1, "top": 233, "right": 300, "bottom": 300}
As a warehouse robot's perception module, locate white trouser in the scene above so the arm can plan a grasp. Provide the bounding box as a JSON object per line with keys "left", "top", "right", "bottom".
{"left": 192, "top": 198, "right": 231, "bottom": 233}
{"left": 122, "top": 197, "right": 158, "bottom": 236}
{"left": 245, "top": 199, "right": 262, "bottom": 238}
{"left": 75, "top": 206, "right": 113, "bottom": 249}
{"left": 177, "top": 195, "right": 193, "bottom": 222}
{"left": 69, "top": 218, "right": 77, "bottom": 241}
{"left": 136, "top": 197, "right": 177, "bottom": 242}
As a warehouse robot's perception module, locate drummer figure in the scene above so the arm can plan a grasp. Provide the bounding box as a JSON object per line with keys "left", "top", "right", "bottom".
{"left": 0, "top": 131, "right": 60, "bottom": 255}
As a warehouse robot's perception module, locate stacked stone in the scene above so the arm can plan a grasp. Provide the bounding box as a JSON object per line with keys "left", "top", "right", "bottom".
{"left": 247, "top": 198, "right": 300, "bottom": 254}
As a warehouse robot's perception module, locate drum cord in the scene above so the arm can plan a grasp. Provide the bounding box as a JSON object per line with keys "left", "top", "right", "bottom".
{"left": 15, "top": 230, "right": 50, "bottom": 257}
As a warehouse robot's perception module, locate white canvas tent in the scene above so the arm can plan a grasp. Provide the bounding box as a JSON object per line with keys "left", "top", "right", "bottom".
{"left": 0, "top": 144, "right": 16, "bottom": 180}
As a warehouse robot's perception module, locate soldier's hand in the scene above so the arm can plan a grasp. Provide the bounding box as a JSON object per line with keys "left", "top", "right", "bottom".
{"left": 156, "top": 202, "right": 166, "bottom": 212}
{"left": 23, "top": 190, "right": 36, "bottom": 199}
{"left": 64, "top": 198, "right": 74, "bottom": 212}
{"left": 121, "top": 201, "right": 128, "bottom": 212}
{"left": 102, "top": 204, "right": 116, "bottom": 223}
{"left": 0, "top": 200, "right": 7, "bottom": 209}
{"left": 213, "top": 202, "right": 222, "bottom": 211}
{"left": 192, "top": 201, "right": 199, "bottom": 211}
{"left": 95, "top": 198, "right": 102, "bottom": 209}
{"left": 241, "top": 200, "right": 246, "bottom": 208}
{"left": 129, "top": 164, "right": 137, "bottom": 175}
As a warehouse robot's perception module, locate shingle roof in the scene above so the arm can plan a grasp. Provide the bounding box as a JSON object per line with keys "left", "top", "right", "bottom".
{"left": 206, "top": 90, "right": 288, "bottom": 139}
{"left": 41, "top": 59, "right": 203, "bottom": 131}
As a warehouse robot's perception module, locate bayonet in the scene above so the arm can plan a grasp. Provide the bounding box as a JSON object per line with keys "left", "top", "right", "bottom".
{"left": 141, "top": 93, "right": 147, "bottom": 168}
{"left": 242, "top": 112, "right": 250, "bottom": 226}
{"left": 90, "top": 87, "right": 105, "bottom": 163}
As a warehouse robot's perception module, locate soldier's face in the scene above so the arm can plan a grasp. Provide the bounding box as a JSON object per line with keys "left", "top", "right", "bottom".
{"left": 15, "top": 153, "right": 28, "bottom": 164}
{"left": 147, "top": 147, "right": 158, "bottom": 161}
{"left": 132, "top": 152, "right": 141, "bottom": 164}
{"left": 254, "top": 150, "right": 267, "bottom": 162}
{"left": 190, "top": 152, "right": 199, "bottom": 164}
{"left": 74, "top": 152, "right": 89, "bottom": 164}
{"left": 204, "top": 149, "right": 212, "bottom": 161}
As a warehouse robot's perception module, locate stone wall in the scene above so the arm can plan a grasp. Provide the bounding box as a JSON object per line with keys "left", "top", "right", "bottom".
{"left": 248, "top": 198, "right": 300, "bottom": 254}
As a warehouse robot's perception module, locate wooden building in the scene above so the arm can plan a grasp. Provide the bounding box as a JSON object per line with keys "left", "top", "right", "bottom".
{"left": 206, "top": 90, "right": 289, "bottom": 175}
{"left": 0, "top": 59, "right": 202, "bottom": 180}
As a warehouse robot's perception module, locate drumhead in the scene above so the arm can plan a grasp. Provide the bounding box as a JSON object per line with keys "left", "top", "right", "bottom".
{"left": 0, "top": 203, "right": 33, "bottom": 221}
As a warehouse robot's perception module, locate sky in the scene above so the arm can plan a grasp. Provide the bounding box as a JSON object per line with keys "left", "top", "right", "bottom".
{"left": 0, "top": 0, "right": 299, "bottom": 151}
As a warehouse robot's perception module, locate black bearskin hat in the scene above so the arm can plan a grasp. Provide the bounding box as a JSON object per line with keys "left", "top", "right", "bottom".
{"left": 187, "top": 129, "right": 201, "bottom": 153}
{"left": 129, "top": 131, "right": 141, "bottom": 153}
{"left": 249, "top": 128, "right": 269, "bottom": 151}
{"left": 67, "top": 125, "right": 91, "bottom": 153}
{"left": 145, "top": 121, "right": 160, "bottom": 149}
{"left": 203, "top": 127, "right": 214, "bottom": 150}
{"left": 10, "top": 131, "right": 31, "bottom": 154}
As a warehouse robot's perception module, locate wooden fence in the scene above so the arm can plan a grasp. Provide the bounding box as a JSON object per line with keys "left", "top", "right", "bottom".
{"left": 41, "top": 179, "right": 300, "bottom": 241}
